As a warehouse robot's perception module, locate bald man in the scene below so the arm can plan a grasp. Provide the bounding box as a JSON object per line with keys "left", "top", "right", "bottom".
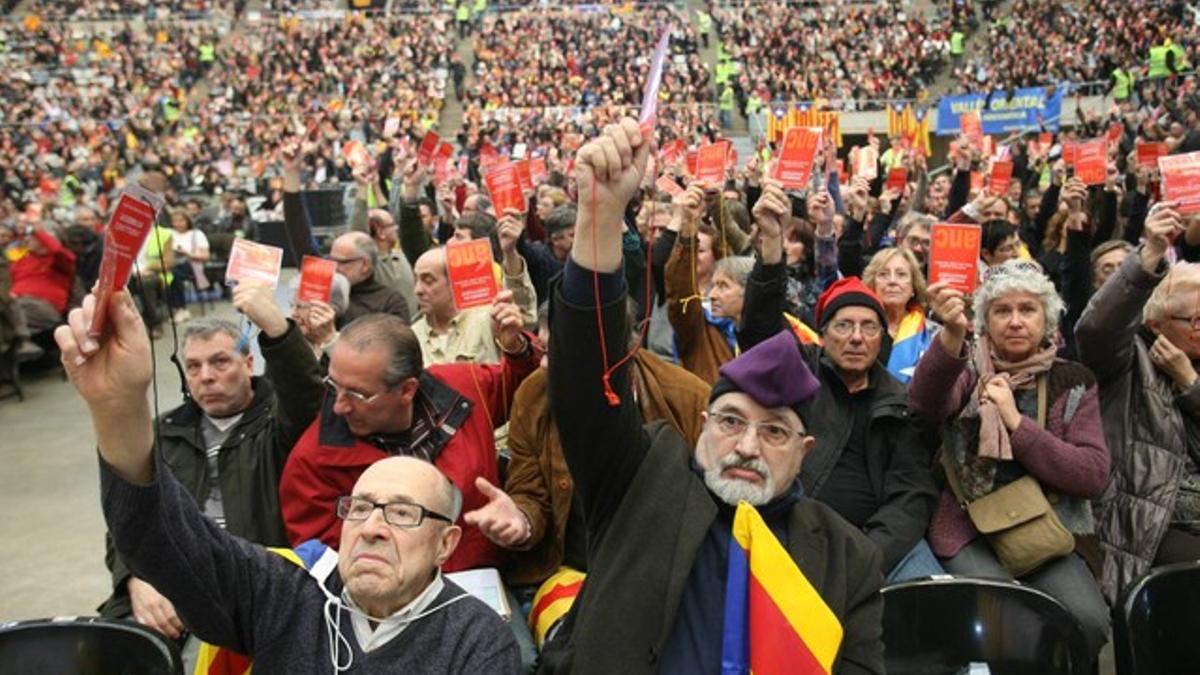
{"left": 411, "top": 247, "right": 506, "bottom": 364}
{"left": 330, "top": 231, "right": 411, "bottom": 325}
{"left": 55, "top": 290, "right": 519, "bottom": 673}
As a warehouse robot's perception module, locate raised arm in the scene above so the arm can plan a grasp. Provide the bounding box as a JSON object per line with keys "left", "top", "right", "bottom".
{"left": 550, "top": 119, "right": 652, "bottom": 533}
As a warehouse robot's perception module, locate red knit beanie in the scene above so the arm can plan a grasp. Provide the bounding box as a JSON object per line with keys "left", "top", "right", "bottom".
{"left": 815, "top": 277, "right": 887, "bottom": 330}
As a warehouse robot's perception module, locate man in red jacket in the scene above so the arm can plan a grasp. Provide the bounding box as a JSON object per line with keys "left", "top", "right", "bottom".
{"left": 10, "top": 224, "right": 76, "bottom": 353}
{"left": 279, "top": 289, "right": 541, "bottom": 573}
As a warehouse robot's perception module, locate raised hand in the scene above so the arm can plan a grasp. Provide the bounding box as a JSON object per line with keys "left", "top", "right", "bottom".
{"left": 572, "top": 118, "right": 651, "bottom": 273}
{"left": 232, "top": 280, "right": 288, "bottom": 339}
{"left": 461, "top": 477, "right": 532, "bottom": 549}
{"left": 928, "top": 281, "right": 971, "bottom": 355}
{"left": 490, "top": 289, "right": 528, "bottom": 355}
{"left": 752, "top": 178, "right": 788, "bottom": 264}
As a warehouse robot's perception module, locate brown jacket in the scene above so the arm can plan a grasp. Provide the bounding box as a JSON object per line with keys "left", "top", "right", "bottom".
{"left": 665, "top": 236, "right": 734, "bottom": 384}
{"left": 503, "top": 349, "right": 710, "bottom": 586}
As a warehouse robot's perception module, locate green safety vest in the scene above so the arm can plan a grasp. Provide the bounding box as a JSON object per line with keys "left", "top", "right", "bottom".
{"left": 1112, "top": 68, "right": 1132, "bottom": 99}
{"left": 163, "top": 98, "right": 180, "bottom": 122}
{"left": 950, "top": 32, "right": 964, "bottom": 55}
{"left": 745, "top": 94, "right": 763, "bottom": 116}
{"left": 719, "top": 86, "right": 735, "bottom": 111}
{"left": 473, "top": 0, "right": 486, "bottom": 14}
{"left": 1170, "top": 43, "right": 1189, "bottom": 72}
{"left": 1149, "top": 44, "right": 1170, "bottom": 78}
{"left": 456, "top": 4, "right": 469, "bottom": 21}
{"left": 199, "top": 43, "right": 215, "bottom": 63}
{"left": 697, "top": 11, "right": 711, "bottom": 32}
{"left": 716, "top": 61, "right": 734, "bottom": 85}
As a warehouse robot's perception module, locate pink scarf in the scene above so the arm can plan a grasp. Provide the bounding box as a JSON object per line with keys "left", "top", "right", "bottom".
{"left": 973, "top": 335, "right": 1057, "bottom": 460}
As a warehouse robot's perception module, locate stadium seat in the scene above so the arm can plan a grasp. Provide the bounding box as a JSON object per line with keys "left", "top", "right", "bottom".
{"left": 1114, "top": 561, "right": 1200, "bottom": 675}
{"left": 0, "top": 617, "right": 182, "bottom": 674}
{"left": 882, "top": 576, "right": 1091, "bottom": 675}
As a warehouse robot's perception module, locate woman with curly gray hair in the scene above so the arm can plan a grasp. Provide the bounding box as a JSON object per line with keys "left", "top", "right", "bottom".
{"left": 907, "top": 259, "right": 1112, "bottom": 662}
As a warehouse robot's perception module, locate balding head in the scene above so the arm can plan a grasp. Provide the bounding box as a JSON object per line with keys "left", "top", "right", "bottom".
{"left": 367, "top": 208, "right": 398, "bottom": 250}
{"left": 413, "top": 247, "right": 455, "bottom": 321}
{"left": 337, "top": 456, "right": 463, "bottom": 617}
{"left": 331, "top": 232, "right": 378, "bottom": 285}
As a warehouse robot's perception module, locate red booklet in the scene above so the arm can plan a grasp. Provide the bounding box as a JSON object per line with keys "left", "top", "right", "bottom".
{"left": 989, "top": 160, "right": 1014, "bottom": 196}
{"left": 485, "top": 162, "right": 526, "bottom": 216}
{"left": 297, "top": 256, "right": 337, "bottom": 303}
{"left": 695, "top": 141, "right": 729, "bottom": 187}
{"left": 529, "top": 157, "right": 548, "bottom": 184}
{"left": 417, "top": 132, "right": 441, "bottom": 166}
{"left": 1075, "top": 140, "right": 1107, "bottom": 186}
{"left": 1136, "top": 141, "right": 1167, "bottom": 169}
{"left": 960, "top": 112, "right": 983, "bottom": 149}
{"left": 1159, "top": 151, "right": 1200, "bottom": 214}
{"left": 514, "top": 159, "right": 534, "bottom": 194}
{"left": 885, "top": 167, "right": 908, "bottom": 193}
{"left": 774, "top": 127, "right": 821, "bottom": 190}
{"left": 226, "top": 239, "right": 284, "bottom": 287}
{"left": 341, "top": 140, "right": 373, "bottom": 172}
{"left": 89, "top": 183, "right": 165, "bottom": 337}
{"left": 446, "top": 238, "right": 498, "bottom": 310}
{"left": 928, "top": 223, "right": 983, "bottom": 294}
{"left": 656, "top": 175, "right": 684, "bottom": 197}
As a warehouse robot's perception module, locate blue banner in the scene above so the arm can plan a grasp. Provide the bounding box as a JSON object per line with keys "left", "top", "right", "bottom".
{"left": 936, "top": 87, "right": 1064, "bottom": 136}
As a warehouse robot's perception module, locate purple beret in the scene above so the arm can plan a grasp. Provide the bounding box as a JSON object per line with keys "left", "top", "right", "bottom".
{"left": 709, "top": 330, "right": 821, "bottom": 413}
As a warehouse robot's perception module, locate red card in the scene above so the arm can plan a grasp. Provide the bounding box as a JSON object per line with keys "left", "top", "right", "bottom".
{"left": 514, "top": 159, "right": 534, "bottom": 194}
{"left": 435, "top": 141, "right": 454, "bottom": 162}
{"left": 774, "top": 127, "right": 821, "bottom": 190}
{"left": 529, "top": 157, "right": 548, "bottom": 184}
{"left": 1136, "top": 141, "right": 1167, "bottom": 169}
{"left": 445, "top": 238, "right": 498, "bottom": 310}
{"left": 695, "top": 142, "right": 728, "bottom": 186}
{"left": 297, "top": 255, "right": 337, "bottom": 303}
{"left": 660, "top": 139, "right": 685, "bottom": 164}
{"left": 89, "top": 183, "right": 165, "bottom": 337}
{"left": 929, "top": 222, "right": 983, "bottom": 294}
{"left": 989, "top": 160, "right": 1014, "bottom": 196}
{"left": 1038, "top": 132, "right": 1053, "bottom": 148}
{"left": 479, "top": 141, "right": 501, "bottom": 174}
{"left": 1075, "top": 140, "right": 1107, "bottom": 186}
{"left": 885, "top": 167, "right": 908, "bottom": 193}
{"left": 656, "top": 175, "right": 684, "bottom": 197}
{"left": 685, "top": 149, "right": 698, "bottom": 177}
{"left": 341, "top": 140, "right": 373, "bottom": 172}
{"left": 1159, "top": 151, "right": 1200, "bottom": 214}
{"left": 417, "top": 131, "right": 440, "bottom": 166}
{"left": 434, "top": 158, "right": 451, "bottom": 185}
{"left": 226, "top": 239, "right": 284, "bottom": 287}
{"left": 1106, "top": 121, "right": 1124, "bottom": 144}
{"left": 484, "top": 162, "right": 526, "bottom": 216}
{"left": 1062, "top": 140, "right": 1079, "bottom": 167}
{"left": 960, "top": 112, "right": 983, "bottom": 149}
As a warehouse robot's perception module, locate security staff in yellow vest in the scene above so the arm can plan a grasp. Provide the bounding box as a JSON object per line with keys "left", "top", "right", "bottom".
{"left": 950, "top": 30, "right": 965, "bottom": 67}
{"left": 719, "top": 84, "right": 735, "bottom": 129}
{"left": 1110, "top": 67, "right": 1133, "bottom": 102}
{"left": 1149, "top": 39, "right": 1187, "bottom": 79}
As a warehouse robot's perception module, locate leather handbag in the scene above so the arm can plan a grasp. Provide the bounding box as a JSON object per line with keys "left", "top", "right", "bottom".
{"left": 943, "top": 376, "right": 1075, "bottom": 577}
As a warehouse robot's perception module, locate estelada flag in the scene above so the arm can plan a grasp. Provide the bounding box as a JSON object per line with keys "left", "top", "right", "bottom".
{"left": 721, "top": 502, "right": 843, "bottom": 675}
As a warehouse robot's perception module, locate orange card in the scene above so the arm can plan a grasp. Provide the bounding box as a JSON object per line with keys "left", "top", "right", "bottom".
{"left": 297, "top": 255, "right": 337, "bottom": 303}
{"left": 774, "top": 127, "right": 821, "bottom": 190}
{"left": 656, "top": 175, "right": 684, "bottom": 197}
{"left": 1062, "top": 140, "right": 1079, "bottom": 167}
{"left": 445, "top": 238, "right": 498, "bottom": 310}
{"left": 529, "top": 157, "right": 548, "bottom": 184}
{"left": 341, "top": 140, "right": 373, "bottom": 172}
{"left": 1159, "top": 151, "right": 1200, "bottom": 215}
{"left": 1106, "top": 121, "right": 1124, "bottom": 144}
{"left": 417, "top": 131, "right": 441, "bottom": 166}
{"left": 1075, "top": 140, "right": 1107, "bottom": 186}
{"left": 226, "top": 239, "right": 284, "bottom": 287}
{"left": 928, "top": 223, "right": 983, "bottom": 294}
{"left": 685, "top": 149, "right": 698, "bottom": 177}
{"left": 695, "top": 142, "right": 728, "bottom": 187}
{"left": 885, "top": 167, "right": 907, "bottom": 193}
{"left": 1136, "top": 142, "right": 1167, "bottom": 169}
{"left": 989, "top": 160, "right": 1014, "bottom": 196}
{"left": 960, "top": 112, "right": 983, "bottom": 149}
{"left": 90, "top": 183, "right": 165, "bottom": 338}
{"left": 484, "top": 162, "right": 526, "bottom": 216}
{"left": 514, "top": 159, "right": 534, "bottom": 194}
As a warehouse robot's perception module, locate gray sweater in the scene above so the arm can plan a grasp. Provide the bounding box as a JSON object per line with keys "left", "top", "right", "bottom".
{"left": 102, "top": 454, "right": 520, "bottom": 674}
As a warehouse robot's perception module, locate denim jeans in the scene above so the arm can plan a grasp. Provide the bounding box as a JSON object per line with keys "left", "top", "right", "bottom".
{"left": 886, "top": 538, "right": 946, "bottom": 583}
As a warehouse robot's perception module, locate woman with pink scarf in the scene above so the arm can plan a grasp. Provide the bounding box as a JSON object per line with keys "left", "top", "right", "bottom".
{"left": 907, "top": 259, "right": 1112, "bottom": 662}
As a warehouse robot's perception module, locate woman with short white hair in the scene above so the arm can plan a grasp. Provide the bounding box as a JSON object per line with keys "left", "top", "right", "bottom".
{"left": 908, "top": 260, "right": 1112, "bottom": 661}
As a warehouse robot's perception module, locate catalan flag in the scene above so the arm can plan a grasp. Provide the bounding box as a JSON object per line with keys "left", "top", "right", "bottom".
{"left": 766, "top": 105, "right": 842, "bottom": 148}
{"left": 720, "top": 502, "right": 842, "bottom": 675}
{"left": 886, "top": 103, "right": 932, "bottom": 158}
{"left": 885, "top": 308, "right": 931, "bottom": 384}
{"left": 784, "top": 312, "right": 823, "bottom": 346}
{"left": 528, "top": 567, "right": 586, "bottom": 648}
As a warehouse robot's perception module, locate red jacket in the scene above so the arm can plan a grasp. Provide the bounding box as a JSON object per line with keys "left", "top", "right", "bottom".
{"left": 279, "top": 348, "right": 540, "bottom": 572}
{"left": 11, "top": 230, "right": 75, "bottom": 313}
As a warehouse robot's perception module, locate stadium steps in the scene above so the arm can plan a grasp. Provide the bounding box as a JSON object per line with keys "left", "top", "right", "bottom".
{"left": 927, "top": 0, "right": 1017, "bottom": 98}
{"left": 436, "top": 30, "right": 475, "bottom": 136}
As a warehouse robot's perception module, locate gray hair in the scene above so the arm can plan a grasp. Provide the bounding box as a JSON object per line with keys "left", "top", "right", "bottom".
{"left": 337, "top": 314, "right": 424, "bottom": 387}
{"left": 183, "top": 319, "right": 248, "bottom": 354}
{"left": 972, "top": 260, "right": 1064, "bottom": 339}
{"left": 713, "top": 255, "right": 755, "bottom": 287}
{"left": 444, "top": 479, "right": 463, "bottom": 522}
{"left": 897, "top": 213, "right": 935, "bottom": 240}
{"left": 329, "top": 272, "right": 351, "bottom": 315}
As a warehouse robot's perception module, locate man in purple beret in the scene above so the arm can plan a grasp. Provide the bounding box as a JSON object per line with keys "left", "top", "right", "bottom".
{"left": 538, "top": 119, "right": 885, "bottom": 674}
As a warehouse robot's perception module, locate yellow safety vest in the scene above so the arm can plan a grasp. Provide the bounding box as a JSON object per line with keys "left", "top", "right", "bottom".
{"left": 1149, "top": 45, "right": 1171, "bottom": 78}
{"left": 1112, "top": 69, "right": 1132, "bottom": 100}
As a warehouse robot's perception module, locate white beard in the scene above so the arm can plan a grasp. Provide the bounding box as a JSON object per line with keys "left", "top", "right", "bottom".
{"left": 703, "top": 453, "right": 775, "bottom": 506}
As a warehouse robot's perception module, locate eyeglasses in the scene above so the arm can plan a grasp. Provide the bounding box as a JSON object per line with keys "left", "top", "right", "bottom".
{"left": 706, "top": 410, "right": 806, "bottom": 448}
{"left": 1169, "top": 315, "right": 1200, "bottom": 331}
{"left": 336, "top": 496, "right": 453, "bottom": 528}
{"left": 827, "top": 319, "right": 883, "bottom": 338}
{"left": 322, "top": 375, "right": 388, "bottom": 405}
{"left": 902, "top": 235, "right": 931, "bottom": 249}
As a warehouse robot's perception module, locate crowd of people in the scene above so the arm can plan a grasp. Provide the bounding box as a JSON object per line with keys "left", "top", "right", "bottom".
{"left": 710, "top": 0, "right": 954, "bottom": 112}
{"left": 954, "top": 0, "right": 1200, "bottom": 94}
{"left": 5, "top": 0, "right": 1200, "bottom": 673}
{"left": 25, "top": 0, "right": 242, "bottom": 20}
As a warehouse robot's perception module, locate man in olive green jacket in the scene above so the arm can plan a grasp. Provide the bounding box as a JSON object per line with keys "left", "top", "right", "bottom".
{"left": 99, "top": 282, "right": 324, "bottom": 639}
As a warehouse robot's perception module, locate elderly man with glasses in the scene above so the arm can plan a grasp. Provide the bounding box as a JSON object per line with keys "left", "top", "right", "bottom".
{"left": 329, "top": 231, "right": 412, "bottom": 326}
{"left": 54, "top": 292, "right": 519, "bottom": 672}
{"left": 539, "top": 119, "right": 886, "bottom": 674}
{"left": 741, "top": 229, "right": 941, "bottom": 583}
{"left": 279, "top": 289, "right": 540, "bottom": 575}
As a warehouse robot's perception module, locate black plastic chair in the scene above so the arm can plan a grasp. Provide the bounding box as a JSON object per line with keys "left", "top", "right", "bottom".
{"left": 1114, "top": 560, "right": 1200, "bottom": 675}
{"left": 0, "top": 617, "right": 182, "bottom": 674}
{"left": 882, "top": 576, "right": 1091, "bottom": 675}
